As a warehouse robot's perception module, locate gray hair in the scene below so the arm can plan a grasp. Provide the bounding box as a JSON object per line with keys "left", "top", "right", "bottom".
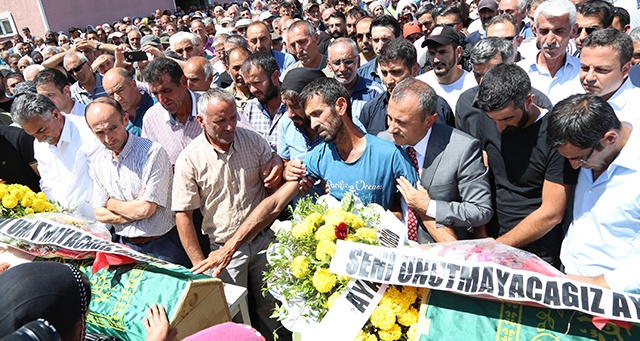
{"left": 390, "top": 78, "right": 438, "bottom": 121}
{"left": 516, "top": 0, "right": 528, "bottom": 12}
{"left": 328, "top": 37, "right": 358, "bottom": 58}
{"left": 197, "top": 88, "right": 237, "bottom": 117}
{"left": 11, "top": 92, "right": 58, "bottom": 126}
{"left": 535, "top": 0, "right": 577, "bottom": 26}
{"left": 63, "top": 51, "right": 88, "bottom": 64}
{"left": 41, "top": 46, "right": 60, "bottom": 57}
{"left": 202, "top": 17, "right": 214, "bottom": 26}
{"left": 213, "top": 33, "right": 229, "bottom": 45}
{"left": 470, "top": 37, "right": 514, "bottom": 65}
{"left": 169, "top": 31, "right": 198, "bottom": 49}
{"left": 225, "top": 34, "right": 249, "bottom": 49}
{"left": 18, "top": 55, "right": 34, "bottom": 65}
{"left": 629, "top": 27, "right": 640, "bottom": 43}
{"left": 203, "top": 60, "right": 215, "bottom": 80}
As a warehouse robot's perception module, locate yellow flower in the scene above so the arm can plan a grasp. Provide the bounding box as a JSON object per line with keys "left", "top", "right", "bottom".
{"left": 291, "top": 256, "right": 310, "bottom": 278}
{"left": 312, "top": 268, "right": 336, "bottom": 293}
{"left": 31, "top": 199, "right": 47, "bottom": 213}
{"left": 370, "top": 305, "right": 396, "bottom": 330}
{"left": 378, "top": 323, "right": 402, "bottom": 341}
{"left": 397, "top": 307, "right": 419, "bottom": 326}
{"left": 355, "top": 330, "right": 378, "bottom": 341}
{"left": 323, "top": 209, "right": 348, "bottom": 227}
{"left": 2, "top": 195, "right": 18, "bottom": 209}
{"left": 314, "top": 224, "right": 336, "bottom": 241}
{"left": 315, "top": 240, "right": 337, "bottom": 261}
{"left": 354, "top": 228, "right": 377, "bottom": 243}
{"left": 407, "top": 323, "right": 419, "bottom": 341}
{"left": 291, "top": 221, "right": 314, "bottom": 239}
{"left": 327, "top": 291, "right": 340, "bottom": 309}
{"left": 26, "top": 208, "right": 34, "bottom": 215}
{"left": 380, "top": 286, "right": 415, "bottom": 315}
{"left": 36, "top": 192, "right": 46, "bottom": 201}
{"left": 8, "top": 185, "right": 27, "bottom": 201}
{"left": 0, "top": 184, "right": 8, "bottom": 198}
{"left": 345, "top": 212, "right": 364, "bottom": 230}
{"left": 305, "top": 212, "right": 324, "bottom": 227}
{"left": 20, "top": 192, "right": 35, "bottom": 208}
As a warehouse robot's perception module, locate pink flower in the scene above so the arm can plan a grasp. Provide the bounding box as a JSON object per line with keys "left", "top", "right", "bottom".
{"left": 335, "top": 222, "right": 347, "bottom": 240}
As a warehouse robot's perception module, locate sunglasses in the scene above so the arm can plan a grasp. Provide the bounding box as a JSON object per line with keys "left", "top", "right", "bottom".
{"left": 355, "top": 33, "right": 371, "bottom": 40}
{"left": 578, "top": 26, "right": 598, "bottom": 36}
{"left": 67, "top": 61, "right": 86, "bottom": 74}
{"left": 330, "top": 58, "right": 356, "bottom": 67}
{"left": 174, "top": 45, "right": 194, "bottom": 54}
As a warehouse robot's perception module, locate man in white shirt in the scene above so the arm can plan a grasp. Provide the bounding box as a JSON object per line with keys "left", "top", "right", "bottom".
{"left": 517, "top": 0, "right": 584, "bottom": 105}
{"left": 579, "top": 29, "right": 640, "bottom": 125}
{"left": 11, "top": 93, "right": 102, "bottom": 220}
{"left": 547, "top": 94, "right": 639, "bottom": 294}
{"left": 417, "top": 25, "right": 477, "bottom": 111}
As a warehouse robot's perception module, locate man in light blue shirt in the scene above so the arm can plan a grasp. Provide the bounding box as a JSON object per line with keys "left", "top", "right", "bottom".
{"left": 547, "top": 94, "right": 640, "bottom": 294}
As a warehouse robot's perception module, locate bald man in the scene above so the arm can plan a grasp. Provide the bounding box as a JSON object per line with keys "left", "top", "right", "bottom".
{"left": 183, "top": 56, "right": 219, "bottom": 91}
{"left": 102, "top": 67, "right": 156, "bottom": 136}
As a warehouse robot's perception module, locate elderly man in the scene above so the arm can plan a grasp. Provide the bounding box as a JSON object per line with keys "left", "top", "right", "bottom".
{"left": 34, "top": 68, "right": 86, "bottom": 117}
{"left": 283, "top": 21, "right": 331, "bottom": 77}
{"left": 172, "top": 88, "right": 287, "bottom": 341}
{"left": 86, "top": 97, "right": 190, "bottom": 267}
{"left": 498, "top": 0, "right": 535, "bottom": 38}
{"left": 547, "top": 94, "right": 640, "bottom": 294}
{"left": 103, "top": 68, "right": 155, "bottom": 136}
{"left": 476, "top": 64, "right": 578, "bottom": 267}
{"left": 327, "top": 38, "right": 383, "bottom": 119}
{"left": 63, "top": 52, "right": 108, "bottom": 105}
{"left": 389, "top": 78, "right": 493, "bottom": 241}
{"left": 191, "top": 19, "right": 215, "bottom": 57}
{"left": 11, "top": 93, "right": 103, "bottom": 220}
{"left": 128, "top": 30, "right": 142, "bottom": 50}
{"left": 246, "top": 22, "right": 295, "bottom": 77}
{"left": 224, "top": 47, "right": 255, "bottom": 113}
{"left": 517, "top": 0, "right": 583, "bottom": 104}
{"left": 169, "top": 32, "right": 203, "bottom": 61}
{"left": 183, "top": 56, "right": 219, "bottom": 91}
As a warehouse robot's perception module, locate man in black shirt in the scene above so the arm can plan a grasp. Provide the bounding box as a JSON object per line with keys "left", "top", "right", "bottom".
{"left": 0, "top": 125, "right": 40, "bottom": 192}
{"left": 476, "top": 64, "right": 578, "bottom": 267}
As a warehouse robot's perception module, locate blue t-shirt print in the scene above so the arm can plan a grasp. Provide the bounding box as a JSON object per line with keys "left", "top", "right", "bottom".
{"left": 303, "top": 134, "right": 419, "bottom": 209}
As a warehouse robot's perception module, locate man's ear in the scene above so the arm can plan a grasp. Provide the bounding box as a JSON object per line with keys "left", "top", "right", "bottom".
{"left": 335, "top": 96, "right": 349, "bottom": 117}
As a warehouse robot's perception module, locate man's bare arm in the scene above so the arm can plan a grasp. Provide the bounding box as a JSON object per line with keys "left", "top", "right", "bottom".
{"left": 176, "top": 210, "right": 205, "bottom": 267}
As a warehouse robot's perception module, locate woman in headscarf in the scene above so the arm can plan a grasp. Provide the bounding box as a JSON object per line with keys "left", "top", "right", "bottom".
{"left": 368, "top": 0, "right": 385, "bottom": 16}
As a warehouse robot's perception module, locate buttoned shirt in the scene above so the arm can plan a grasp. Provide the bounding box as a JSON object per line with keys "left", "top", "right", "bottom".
{"left": 91, "top": 133, "right": 174, "bottom": 238}
{"left": 34, "top": 115, "right": 103, "bottom": 220}
{"left": 350, "top": 76, "right": 384, "bottom": 120}
{"left": 272, "top": 50, "right": 296, "bottom": 79}
{"left": 242, "top": 98, "right": 286, "bottom": 151}
{"left": 561, "top": 127, "right": 640, "bottom": 294}
{"left": 69, "top": 72, "right": 108, "bottom": 105}
{"left": 141, "top": 90, "right": 202, "bottom": 165}
{"left": 224, "top": 83, "right": 255, "bottom": 114}
{"left": 517, "top": 52, "right": 584, "bottom": 105}
{"left": 172, "top": 127, "right": 273, "bottom": 243}
{"left": 127, "top": 90, "right": 156, "bottom": 137}
{"left": 69, "top": 101, "right": 86, "bottom": 117}
{"left": 607, "top": 77, "right": 640, "bottom": 125}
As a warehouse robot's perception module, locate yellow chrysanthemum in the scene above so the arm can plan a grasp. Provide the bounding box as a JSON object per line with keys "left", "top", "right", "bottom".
{"left": 0, "top": 184, "right": 8, "bottom": 198}
{"left": 20, "top": 192, "right": 35, "bottom": 208}
{"left": 323, "top": 208, "right": 348, "bottom": 227}
{"left": 327, "top": 291, "right": 341, "bottom": 309}
{"left": 312, "top": 268, "right": 336, "bottom": 293}
{"left": 305, "top": 212, "right": 324, "bottom": 227}
{"left": 2, "top": 195, "right": 18, "bottom": 209}
{"left": 407, "top": 323, "right": 419, "bottom": 341}
{"left": 397, "top": 307, "right": 419, "bottom": 326}
{"left": 291, "top": 221, "right": 314, "bottom": 239}
{"left": 378, "top": 323, "right": 402, "bottom": 341}
{"left": 379, "top": 286, "right": 405, "bottom": 315}
{"left": 400, "top": 286, "right": 419, "bottom": 306}
{"left": 314, "top": 224, "right": 336, "bottom": 241}
{"left": 344, "top": 212, "right": 364, "bottom": 230}
{"left": 26, "top": 208, "right": 34, "bottom": 215}
{"left": 354, "top": 228, "right": 377, "bottom": 243}
{"left": 36, "top": 192, "right": 46, "bottom": 201}
{"left": 355, "top": 330, "right": 378, "bottom": 341}
{"left": 8, "top": 185, "right": 27, "bottom": 201}
{"left": 31, "top": 199, "right": 47, "bottom": 213}
{"left": 291, "top": 256, "right": 310, "bottom": 278}
{"left": 370, "top": 305, "right": 396, "bottom": 331}
{"left": 315, "top": 240, "right": 337, "bottom": 261}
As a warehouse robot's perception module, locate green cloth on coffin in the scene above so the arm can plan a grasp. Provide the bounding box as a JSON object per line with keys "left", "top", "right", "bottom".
{"left": 37, "top": 258, "right": 211, "bottom": 341}
{"left": 421, "top": 291, "right": 640, "bottom": 341}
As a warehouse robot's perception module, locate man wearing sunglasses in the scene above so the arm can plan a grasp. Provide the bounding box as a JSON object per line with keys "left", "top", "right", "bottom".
{"left": 574, "top": 0, "right": 614, "bottom": 55}
{"left": 547, "top": 94, "right": 639, "bottom": 294}
{"left": 327, "top": 38, "right": 383, "bottom": 119}
{"left": 62, "top": 52, "right": 108, "bottom": 105}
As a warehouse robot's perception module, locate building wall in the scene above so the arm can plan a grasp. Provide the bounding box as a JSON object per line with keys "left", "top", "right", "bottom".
{"left": 1, "top": 0, "right": 176, "bottom": 38}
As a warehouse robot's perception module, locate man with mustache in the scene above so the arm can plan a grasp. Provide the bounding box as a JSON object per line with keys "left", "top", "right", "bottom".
{"left": 224, "top": 47, "right": 255, "bottom": 113}
{"left": 283, "top": 20, "right": 332, "bottom": 77}
{"left": 517, "top": 0, "right": 583, "bottom": 104}
{"left": 476, "top": 64, "right": 578, "bottom": 267}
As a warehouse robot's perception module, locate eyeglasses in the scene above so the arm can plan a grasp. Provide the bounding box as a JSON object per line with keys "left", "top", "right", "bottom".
{"left": 330, "top": 58, "right": 356, "bottom": 67}
{"left": 578, "top": 140, "right": 601, "bottom": 164}
{"left": 67, "top": 61, "right": 86, "bottom": 74}
{"left": 174, "top": 45, "right": 194, "bottom": 55}
{"left": 356, "top": 33, "right": 371, "bottom": 40}
{"left": 577, "top": 26, "right": 598, "bottom": 36}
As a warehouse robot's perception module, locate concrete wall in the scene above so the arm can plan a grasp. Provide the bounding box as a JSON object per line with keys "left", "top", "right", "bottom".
{"left": 0, "top": 0, "right": 176, "bottom": 38}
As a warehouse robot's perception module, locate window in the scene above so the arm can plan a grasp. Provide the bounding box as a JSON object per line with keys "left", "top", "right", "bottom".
{"left": 0, "top": 13, "right": 16, "bottom": 38}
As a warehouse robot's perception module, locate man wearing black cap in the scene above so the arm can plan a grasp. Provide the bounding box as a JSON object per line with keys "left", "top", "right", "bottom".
{"left": 417, "top": 25, "right": 477, "bottom": 111}
{"left": 465, "top": 0, "right": 498, "bottom": 45}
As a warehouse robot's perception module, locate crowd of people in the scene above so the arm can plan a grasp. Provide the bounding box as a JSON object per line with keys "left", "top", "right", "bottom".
{"left": 1, "top": 0, "right": 640, "bottom": 339}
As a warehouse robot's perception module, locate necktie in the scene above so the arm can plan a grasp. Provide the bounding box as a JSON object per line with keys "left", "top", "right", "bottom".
{"left": 405, "top": 146, "right": 419, "bottom": 242}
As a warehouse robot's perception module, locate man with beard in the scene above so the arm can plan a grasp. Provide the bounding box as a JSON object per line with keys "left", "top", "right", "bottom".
{"left": 517, "top": 0, "right": 583, "bottom": 104}
{"left": 356, "top": 17, "right": 375, "bottom": 65}
{"left": 414, "top": 4, "right": 438, "bottom": 70}
{"left": 241, "top": 52, "right": 286, "bottom": 150}
{"left": 327, "top": 38, "right": 383, "bottom": 119}
{"left": 318, "top": 11, "right": 348, "bottom": 55}
{"left": 417, "top": 25, "right": 477, "bottom": 111}
{"left": 476, "top": 64, "right": 578, "bottom": 267}
{"left": 358, "top": 15, "right": 403, "bottom": 84}
{"left": 224, "top": 47, "right": 255, "bottom": 113}
{"left": 246, "top": 22, "right": 295, "bottom": 77}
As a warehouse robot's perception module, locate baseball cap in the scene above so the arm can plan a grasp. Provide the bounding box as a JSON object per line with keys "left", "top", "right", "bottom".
{"left": 423, "top": 25, "right": 460, "bottom": 47}
{"left": 478, "top": 0, "right": 498, "bottom": 11}
{"left": 259, "top": 11, "right": 275, "bottom": 21}
{"left": 305, "top": 2, "right": 320, "bottom": 12}
{"left": 235, "top": 18, "right": 252, "bottom": 29}
{"left": 403, "top": 22, "right": 421, "bottom": 38}
{"left": 140, "top": 35, "right": 161, "bottom": 47}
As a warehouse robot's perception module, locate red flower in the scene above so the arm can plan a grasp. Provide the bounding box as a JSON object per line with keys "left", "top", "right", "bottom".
{"left": 335, "top": 222, "right": 347, "bottom": 240}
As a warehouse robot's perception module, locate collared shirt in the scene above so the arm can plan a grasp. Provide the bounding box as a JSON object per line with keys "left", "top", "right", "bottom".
{"left": 141, "top": 90, "right": 202, "bottom": 165}
{"left": 34, "top": 115, "right": 104, "bottom": 220}
{"left": 277, "top": 116, "right": 324, "bottom": 161}
{"left": 350, "top": 76, "right": 384, "bottom": 120}
{"left": 607, "top": 77, "right": 640, "bottom": 125}
{"left": 416, "top": 69, "right": 477, "bottom": 110}
{"left": 91, "top": 133, "right": 174, "bottom": 238}
{"left": 402, "top": 129, "right": 437, "bottom": 219}
{"left": 282, "top": 54, "right": 333, "bottom": 78}
{"left": 517, "top": 52, "right": 584, "bottom": 105}
{"left": 519, "top": 21, "right": 535, "bottom": 39}
{"left": 242, "top": 98, "right": 286, "bottom": 151}
{"left": 69, "top": 101, "right": 86, "bottom": 117}
{"left": 127, "top": 90, "right": 156, "bottom": 137}
{"left": 224, "top": 83, "right": 255, "bottom": 114}
{"left": 203, "top": 37, "right": 215, "bottom": 57}
{"left": 172, "top": 127, "right": 273, "bottom": 243}
{"left": 561, "top": 127, "right": 640, "bottom": 294}
{"left": 69, "top": 72, "right": 108, "bottom": 105}
{"left": 272, "top": 49, "right": 296, "bottom": 78}
{"left": 357, "top": 57, "right": 381, "bottom": 84}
